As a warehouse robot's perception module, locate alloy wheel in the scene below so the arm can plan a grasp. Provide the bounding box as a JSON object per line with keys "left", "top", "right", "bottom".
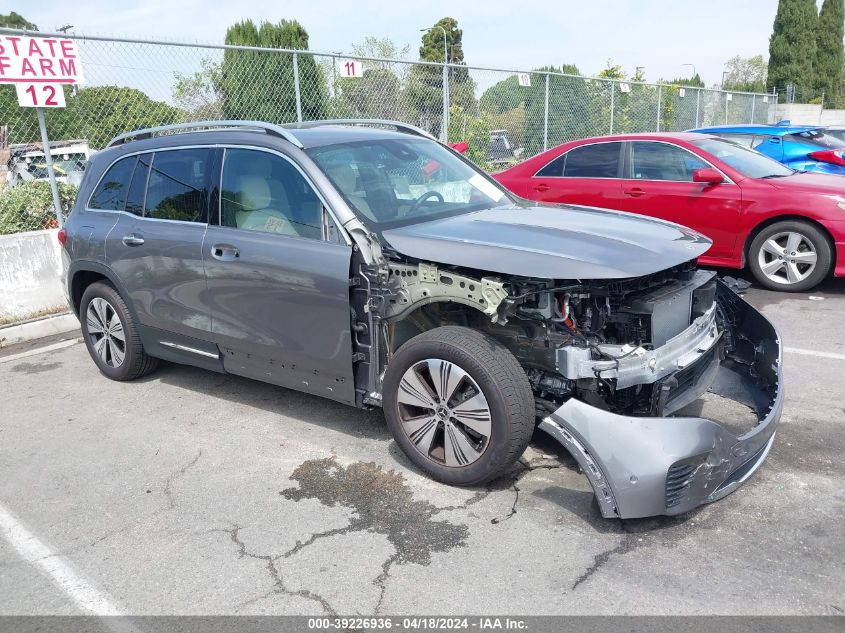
{"left": 396, "top": 358, "right": 492, "bottom": 468}
{"left": 757, "top": 231, "right": 818, "bottom": 286}
{"left": 86, "top": 297, "right": 126, "bottom": 368}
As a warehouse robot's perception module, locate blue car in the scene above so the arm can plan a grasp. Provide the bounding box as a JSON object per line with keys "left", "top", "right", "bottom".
{"left": 688, "top": 121, "right": 845, "bottom": 175}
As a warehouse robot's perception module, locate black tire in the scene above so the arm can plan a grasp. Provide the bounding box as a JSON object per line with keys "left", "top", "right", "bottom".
{"left": 80, "top": 281, "right": 159, "bottom": 381}
{"left": 748, "top": 220, "right": 832, "bottom": 292}
{"left": 382, "top": 326, "right": 535, "bottom": 486}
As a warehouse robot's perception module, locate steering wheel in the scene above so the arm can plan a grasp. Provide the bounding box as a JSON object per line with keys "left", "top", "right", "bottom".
{"left": 409, "top": 190, "right": 444, "bottom": 213}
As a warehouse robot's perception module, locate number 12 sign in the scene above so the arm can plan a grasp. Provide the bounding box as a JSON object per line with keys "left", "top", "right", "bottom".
{"left": 339, "top": 60, "right": 364, "bottom": 78}
{"left": 16, "top": 83, "right": 66, "bottom": 108}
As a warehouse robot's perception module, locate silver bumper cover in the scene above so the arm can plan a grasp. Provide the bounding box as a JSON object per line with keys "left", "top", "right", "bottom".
{"left": 539, "top": 280, "right": 783, "bottom": 519}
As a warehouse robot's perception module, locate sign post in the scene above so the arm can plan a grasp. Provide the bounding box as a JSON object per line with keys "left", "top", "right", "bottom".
{"left": 0, "top": 34, "right": 85, "bottom": 228}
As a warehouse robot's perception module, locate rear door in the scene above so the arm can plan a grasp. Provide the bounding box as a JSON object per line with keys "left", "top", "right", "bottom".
{"left": 202, "top": 146, "right": 356, "bottom": 405}
{"left": 615, "top": 140, "right": 742, "bottom": 260}
{"left": 526, "top": 141, "right": 625, "bottom": 207}
{"left": 105, "top": 147, "right": 217, "bottom": 345}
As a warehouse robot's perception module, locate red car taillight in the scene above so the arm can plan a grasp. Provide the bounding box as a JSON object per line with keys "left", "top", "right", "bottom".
{"left": 57, "top": 228, "right": 67, "bottom": 248}
{"left": 808, "top": 149, "right": 845, "bottom": 166}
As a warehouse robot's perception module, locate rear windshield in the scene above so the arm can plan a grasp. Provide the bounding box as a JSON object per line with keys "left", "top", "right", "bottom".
{"left": 786, "top": 129, "right": 845, "bottom": 149}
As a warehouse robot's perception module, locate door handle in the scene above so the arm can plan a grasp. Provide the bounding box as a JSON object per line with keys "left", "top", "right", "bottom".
{"left": 121, "top": 234, "right": 145, "bottom": 246}
{"left": 532, "top": 182, "right": 550, "bottom": 192}
{"left": 623, "top": 187, "right": 646, "bottom": 197}
{"left": 211, "top": 243, "right": 240, "bottom": 262}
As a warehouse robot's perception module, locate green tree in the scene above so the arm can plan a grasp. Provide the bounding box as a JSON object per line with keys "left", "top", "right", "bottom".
{"left": 221, "top": 19, "right": 325, "bottom": 122}
{"left": 814, "top": 0, "right": 844, "bottom": 104}
{"left": 768, "top": 0, "right": 818, "bottom": 96}
{"left": 723, "top": 55, "right": 767, "bottom": 92}
{"left": 479, "top": 75, "right": 524, "bottom": 114}
{"left": 0, "top": 11, "right": 37, "bottom": 29}
{"left": 173, "top": 57, "right": 225, "bottom": 120}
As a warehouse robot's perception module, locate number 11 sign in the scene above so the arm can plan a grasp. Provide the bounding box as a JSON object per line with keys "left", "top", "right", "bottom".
{"left": 338, "top": 59, "right": 364, "bottom": 78}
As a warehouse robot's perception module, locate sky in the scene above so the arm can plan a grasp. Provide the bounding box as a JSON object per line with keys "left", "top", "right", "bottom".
{"left": 6, "top": 0, "right": 782, "bottom": 87}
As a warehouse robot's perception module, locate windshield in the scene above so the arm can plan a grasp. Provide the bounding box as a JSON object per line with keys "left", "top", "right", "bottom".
{"left": 692, "top": 137, "right": 794, "bottom": 179}
{"left": 786, "top": 129, "right": 845, "bottom": 149}
{"left": 306, "top": 138, "right": 512, "bottom": 229}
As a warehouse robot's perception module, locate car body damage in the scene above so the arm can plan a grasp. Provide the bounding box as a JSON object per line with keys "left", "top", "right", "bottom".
{"left": 352, "top": 202, "right": 782, "bottom": 519}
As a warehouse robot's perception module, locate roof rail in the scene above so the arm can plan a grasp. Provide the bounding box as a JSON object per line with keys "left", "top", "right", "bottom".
{"left": 105, "top": 120, "right": 304, "bottom": 149}
{"left": 289, "top": 119, "right": 438, "bottom": 141}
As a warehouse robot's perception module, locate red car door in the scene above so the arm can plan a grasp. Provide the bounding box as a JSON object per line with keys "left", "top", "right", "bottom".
{"left": 526, "top": 141, "right": 626, "bottom": 207}
{"left": 615, "top": 140, "right": 742, "bottom": 261}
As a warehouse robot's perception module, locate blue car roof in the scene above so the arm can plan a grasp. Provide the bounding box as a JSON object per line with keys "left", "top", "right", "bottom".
{"left": 687, "top": 124, "right": 820, "bottom": 136}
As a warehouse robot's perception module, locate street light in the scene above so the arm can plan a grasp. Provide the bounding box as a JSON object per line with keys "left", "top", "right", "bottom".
{"left": 680, "top": 63, "right": 696, "bottom": 78}
{"left": 421, "top": 26, "right": 450, "bottom": 142}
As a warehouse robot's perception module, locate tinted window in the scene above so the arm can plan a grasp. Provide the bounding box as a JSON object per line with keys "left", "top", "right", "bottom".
{"left": 630, "top": 142, "right": 709, "bottom": 181}
{"left": 536, "top": 154, "right": 566, "bottom": 177}
{"left": 89, "top": 156, "right": 136, "bottom": 210}
{"left": 145, "top": 148, "right": 213, "bottom": 222}
{"left": 562, "top": 143, "right": 621, "bottom": 178}
{"left": 692, "top": 138, "right": 793, "bottom": 178}
{"left": 786, "top": 129, "right": 845, "bottom": 149}
{"left": 221, "top": 149, "right": 323, "bottom": 239}
{"left": 124, "top": 153, "right": 150, "bottom": 216}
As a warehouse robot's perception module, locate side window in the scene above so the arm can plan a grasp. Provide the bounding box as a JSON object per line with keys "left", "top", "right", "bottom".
{"left": 630, "top": 142, "right": 708, "bottom": 182}
{"left": 536, "top": 154, "right": 566, "bottom": 177}
{"left": 220, "top": 148, "right": 323, "bottom": 240}
{"left": 89, "top": 156, "right": 136, "bottom": 210}
{"left": 562, "top": 143, "right": 621, "bottom": 178}
{"left": 145, "top": 148, "right": 213, "bottom": 222}
{"left": 124, "top": 153, "right": 151, "bottom": 216}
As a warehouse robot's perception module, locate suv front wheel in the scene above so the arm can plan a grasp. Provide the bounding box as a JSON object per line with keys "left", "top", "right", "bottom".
{"left": 80, "top": 281, "right": 159, "bottom": 381}
{"left": 382, "top": 326, "right": 535, "bottom": 485}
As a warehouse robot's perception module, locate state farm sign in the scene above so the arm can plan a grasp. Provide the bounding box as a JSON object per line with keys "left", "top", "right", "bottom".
{"left": 0, "top": 35, "right": 85, "bottom": 108}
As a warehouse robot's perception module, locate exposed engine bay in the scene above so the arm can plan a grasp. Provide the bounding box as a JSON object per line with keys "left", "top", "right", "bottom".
{"left": 355, "top": 257, "right": 728, "bottom": 419}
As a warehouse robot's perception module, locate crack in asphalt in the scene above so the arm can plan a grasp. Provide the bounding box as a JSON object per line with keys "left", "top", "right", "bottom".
{"left": 163, "top": 450, "right": 203, "bottom": 510}
{"left": 218, "top": 524, "right": 337, "bottom": 615}
{"left": 490, "top": 459, "right": 563, "bottom": 525}
{"left": 570, "top": 522, "right": 641, "bottom": 590}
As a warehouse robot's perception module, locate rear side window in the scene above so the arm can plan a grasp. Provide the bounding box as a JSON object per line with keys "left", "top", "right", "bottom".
{"left": 145, "top": 148, "right": 213, "bottom": 222}
{"left": 562, "top": 143, "right": 621, "bottom": 178}
{"left": 536, "top": 154, "right": 566, "bottom": 177}
{"left": 89, "top": 156, "right": 136, "bottom": 210}
{"left": 124, "top": 153, "right": 151, "bottom": 216}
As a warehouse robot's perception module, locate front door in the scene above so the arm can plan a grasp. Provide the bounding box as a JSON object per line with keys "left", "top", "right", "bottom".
{"left": 203, "top": 147, "right": 356, "bottom": 404}
{"left": 105, "top": 147, "right": 217, "bottom": 343}
{"left": 616, "top": 141, "right": 742, "bottom": 261}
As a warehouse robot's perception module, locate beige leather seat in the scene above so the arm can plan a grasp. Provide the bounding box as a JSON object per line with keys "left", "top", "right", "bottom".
{"left": 326, "top": 163, "right": 374, "bottom": 220}
{"left": 232, "top": 175, "right": 299, "bottom": 236}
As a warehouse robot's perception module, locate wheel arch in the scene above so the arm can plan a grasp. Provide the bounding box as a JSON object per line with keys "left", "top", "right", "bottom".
{"left": 68, "top": 261, "right": 135, "bottom": 320}
{"left": 743, "top": 214, "right": 836, "bottom": 269}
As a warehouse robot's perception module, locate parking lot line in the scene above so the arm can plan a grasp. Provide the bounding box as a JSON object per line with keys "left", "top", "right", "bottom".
{"left": 0, "top": 502, "right": 123, "bottom": 616}
{"left": 784, "top": 346, "right": 845, "bottom": 361}
{"left": 0, "top": 339, "right": 80, "bottom": 364}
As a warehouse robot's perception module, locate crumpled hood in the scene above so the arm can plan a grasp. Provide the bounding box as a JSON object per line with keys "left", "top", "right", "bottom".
{"left": 382, "top": 204, "right": 712, "bottom": 279}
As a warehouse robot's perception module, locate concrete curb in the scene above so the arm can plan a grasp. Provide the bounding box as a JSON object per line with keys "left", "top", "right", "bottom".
{"left": 0, "top": 313, "right": 80, "bottom": 347}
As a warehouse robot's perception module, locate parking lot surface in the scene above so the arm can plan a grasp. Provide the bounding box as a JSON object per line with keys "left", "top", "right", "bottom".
{"left": 1, "top": 275, "right": 843, "bottom": 616}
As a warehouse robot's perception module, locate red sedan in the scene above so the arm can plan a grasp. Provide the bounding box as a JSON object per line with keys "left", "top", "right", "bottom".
{"left": 493, "top": 133, "right": 845, "bottom": 291}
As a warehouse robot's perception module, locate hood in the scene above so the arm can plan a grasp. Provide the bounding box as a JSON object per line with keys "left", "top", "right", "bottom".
{"left": 761, "top": 171, "right": 845, "bottom": 194}
{"left": 381, "top": 204, "right": 712, "bottom": 280}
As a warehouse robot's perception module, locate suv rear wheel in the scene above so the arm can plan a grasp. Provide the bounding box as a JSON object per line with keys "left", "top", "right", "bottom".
{"left": 382, "top": 326, "right": 535, "bottom": 485}
{"left": 80, "top": 282, "right": 159, "bottom": 381}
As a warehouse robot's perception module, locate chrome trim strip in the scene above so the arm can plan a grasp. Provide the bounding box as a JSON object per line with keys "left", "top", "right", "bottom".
{"left": 106, "top": 120, "right": 303, "bottom": 149}
{"left": 160, "top": 341, "right": 219, "bottom": 359}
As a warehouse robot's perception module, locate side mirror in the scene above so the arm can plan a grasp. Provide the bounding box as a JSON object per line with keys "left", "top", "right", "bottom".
{"left": 692, "top": 168, "right": 724, "bottom": 184}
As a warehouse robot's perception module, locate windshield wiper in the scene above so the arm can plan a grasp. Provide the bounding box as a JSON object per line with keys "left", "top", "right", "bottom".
{"left": 760, "top": 173, "right": 790, "bottom": 179}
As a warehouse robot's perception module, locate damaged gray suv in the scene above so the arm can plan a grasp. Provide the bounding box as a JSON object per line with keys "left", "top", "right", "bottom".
{"left": 61, "top": 120, "right": 783, "bottom": 519}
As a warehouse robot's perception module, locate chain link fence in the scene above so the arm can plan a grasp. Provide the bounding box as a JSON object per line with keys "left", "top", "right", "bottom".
{"left": 0, "top": 29, "right": 775, "bottom": 233}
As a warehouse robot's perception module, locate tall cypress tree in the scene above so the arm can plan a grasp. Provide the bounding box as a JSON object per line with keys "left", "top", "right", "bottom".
{"left": 768, "top": 0, "right": 819, "bottom": 96}
{"left": 814, "top": 0, "right": 845, "bottom": 104}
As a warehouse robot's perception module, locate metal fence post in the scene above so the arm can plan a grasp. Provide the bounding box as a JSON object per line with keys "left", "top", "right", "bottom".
{"left": 609, "top": 80, "right": 614, "bottom": 135}
{"left": 724, "top": 92, "right": 729, "bottom": 124}
{"left": 441, "top": 62, "right": 450, "bottom": 142}
{"left": 751, "top": 95, "right": 756, "bottom": 124}
{"left": 543, "top": 73, "right": 549, "bottom": 151}
{"left": 656, "top": 84, "right": 661, "bottom": 132}
{"left": 695, "top": 89, "right": 701, "bottom": 127}
{"left": 292, "top": 51, "right": 303, "bottom": 123}
{"left": 36, "top": 107, "right": 63, "bottom": 229}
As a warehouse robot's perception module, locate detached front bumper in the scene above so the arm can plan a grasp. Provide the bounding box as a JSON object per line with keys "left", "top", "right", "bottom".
{"left": 539, "top": 280, "right": 783, "bottom": 519}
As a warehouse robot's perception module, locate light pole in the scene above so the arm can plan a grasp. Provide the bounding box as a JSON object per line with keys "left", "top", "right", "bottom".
{"left": 680, "top": 63, "right": 696, "bottom": 79}
{"left": 421, "top": 26, "right": 450, "bottom": 142}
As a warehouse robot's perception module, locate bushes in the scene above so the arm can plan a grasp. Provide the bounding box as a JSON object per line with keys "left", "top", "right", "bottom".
{"left": 0, "top": 181, "right": 78, "bottom": 235}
